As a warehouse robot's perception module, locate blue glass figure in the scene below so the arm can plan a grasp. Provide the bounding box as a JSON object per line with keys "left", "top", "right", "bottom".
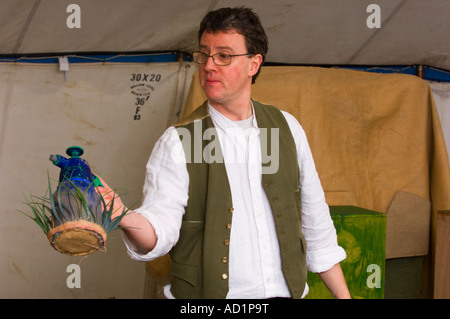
{"left": 49, "top": 146, "right": 105, "bottom": 227}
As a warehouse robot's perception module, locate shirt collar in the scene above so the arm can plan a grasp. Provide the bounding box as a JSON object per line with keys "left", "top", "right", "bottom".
{"left": 207, "top": 100, "right": 258, "bottom": 131}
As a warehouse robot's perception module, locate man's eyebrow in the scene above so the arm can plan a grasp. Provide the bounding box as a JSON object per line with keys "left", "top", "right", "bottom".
{"left": 199, "top": 44, "right": 234, "bottom": 51}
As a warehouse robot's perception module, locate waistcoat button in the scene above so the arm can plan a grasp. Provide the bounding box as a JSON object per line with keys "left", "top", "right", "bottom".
{"left": 222, "top": 273, "right": 228, "bottom": 280}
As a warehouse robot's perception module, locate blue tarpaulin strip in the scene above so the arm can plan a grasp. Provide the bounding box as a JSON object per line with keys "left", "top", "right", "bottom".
{"left": 1, "top": 53, "right": 450, "bottom": 82}
{"left": 0, "top": 52, "right": 181, "bottom": 64}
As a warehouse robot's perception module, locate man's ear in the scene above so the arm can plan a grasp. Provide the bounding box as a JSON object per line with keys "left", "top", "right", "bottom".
{"left": 248, "top": 54, "right": 263, "bottom": 77}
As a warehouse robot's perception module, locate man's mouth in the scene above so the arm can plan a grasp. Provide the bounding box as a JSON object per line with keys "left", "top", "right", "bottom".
{"left": 206, "top": 78, "right": 220, "bottom": 84}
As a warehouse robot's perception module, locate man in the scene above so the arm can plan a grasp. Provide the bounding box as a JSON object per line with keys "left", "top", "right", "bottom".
{"left": 98, "top": 7, "right": 350, "bottom": 299}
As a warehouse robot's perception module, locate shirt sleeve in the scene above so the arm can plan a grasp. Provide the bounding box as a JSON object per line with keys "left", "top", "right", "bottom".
{"left": 281, "top": 111, "right": 346, "bottom": 273}
{"left": 122, "top": 126, "right": 189, "bottom": 262}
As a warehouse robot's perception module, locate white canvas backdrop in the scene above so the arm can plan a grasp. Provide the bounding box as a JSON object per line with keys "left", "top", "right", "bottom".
{"left": 430, "top": 81, "right": 450, "bottom": 167}
{"left": 0, "top": 60, "right": 197, "bottom": 298}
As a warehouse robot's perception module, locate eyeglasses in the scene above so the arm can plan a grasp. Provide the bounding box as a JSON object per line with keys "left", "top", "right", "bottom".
{"left": 192, "top": 51, "right": 253, "bottom": 66}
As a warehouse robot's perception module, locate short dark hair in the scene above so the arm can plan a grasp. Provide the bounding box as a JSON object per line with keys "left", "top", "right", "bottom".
{"left": 198, "top": 7, "right": 268, "bottom": 84}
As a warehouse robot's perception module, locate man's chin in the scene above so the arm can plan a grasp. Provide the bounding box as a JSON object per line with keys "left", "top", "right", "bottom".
{"left": 204, "top": 92, "right": 225, "bottom": 104}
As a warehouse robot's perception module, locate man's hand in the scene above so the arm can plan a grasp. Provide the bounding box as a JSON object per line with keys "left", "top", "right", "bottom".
{"left": 95, "top": 176, "right": 127, "bottom": 220}
{"left": 94, "top": 175, "right": 157, "bottom": 253}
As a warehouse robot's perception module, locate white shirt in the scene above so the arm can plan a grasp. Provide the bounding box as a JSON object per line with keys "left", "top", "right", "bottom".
{"left": 123, "top": 101, "right": 346, "bottom": 298}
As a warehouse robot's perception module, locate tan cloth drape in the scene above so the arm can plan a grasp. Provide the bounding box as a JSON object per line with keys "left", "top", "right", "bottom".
{"left": 183, "top": 66, "right": 450, "bottom": 261}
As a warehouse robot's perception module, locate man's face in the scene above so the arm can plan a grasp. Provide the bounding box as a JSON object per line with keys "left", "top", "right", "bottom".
{"left": 198, "top": 30, "right": 261, "bottom": 107}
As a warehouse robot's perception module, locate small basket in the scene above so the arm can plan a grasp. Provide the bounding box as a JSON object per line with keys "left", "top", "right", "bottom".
{"left": 48, "top": 220, "right": 107, "bottom": 256}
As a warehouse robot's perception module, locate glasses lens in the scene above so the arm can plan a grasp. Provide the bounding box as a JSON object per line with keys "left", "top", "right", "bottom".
{"left": 193, "top": 52, "right": 207, "bottom": 64}
{"left": 213, "top": 53, "right": 231, "bottom": 66}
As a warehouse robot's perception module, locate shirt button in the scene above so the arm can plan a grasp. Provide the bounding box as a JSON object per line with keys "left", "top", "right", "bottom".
{"left": 222, "top": 273, "right": 228, "bottom": 280}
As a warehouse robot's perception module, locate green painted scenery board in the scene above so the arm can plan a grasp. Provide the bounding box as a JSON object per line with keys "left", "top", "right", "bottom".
{"left": 305, "top": 206, "right": 386, "bottom": 299}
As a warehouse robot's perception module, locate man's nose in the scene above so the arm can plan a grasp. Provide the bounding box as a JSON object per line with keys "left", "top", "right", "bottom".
{"left": 204, "top": 55, "right": 217, "bottom": 71}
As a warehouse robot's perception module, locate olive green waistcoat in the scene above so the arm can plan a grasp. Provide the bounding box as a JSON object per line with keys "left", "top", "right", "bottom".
{"left": 171, "top": 100, "right": 307, "bottom": 299}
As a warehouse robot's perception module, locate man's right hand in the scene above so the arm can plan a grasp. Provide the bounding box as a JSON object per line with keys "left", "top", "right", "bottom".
{"left": 95, "top": 176, "right": 127, "bottom": 221}
{"left": 94, "top": 175, "right": 157, "bottom": 254}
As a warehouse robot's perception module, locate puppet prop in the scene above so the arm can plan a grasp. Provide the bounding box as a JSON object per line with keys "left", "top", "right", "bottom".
{"left": 19, "top": 146, "right": 127, "bottom": 256}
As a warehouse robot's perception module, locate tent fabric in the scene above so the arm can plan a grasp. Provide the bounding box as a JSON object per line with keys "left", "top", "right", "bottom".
{"left": 1, "top": 0, "right": 450, "bottom": 72}
{"left": 0, "top": 61, "right": 197, "bottom": 298}
{"left": 183, "top": 66, "right": 450, "bottom": 262}
{"left": 430, "top": 81, "right": 450, "bottom": 165}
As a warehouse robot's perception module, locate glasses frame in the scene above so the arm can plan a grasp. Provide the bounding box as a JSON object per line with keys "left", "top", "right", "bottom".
{"left": 192, "top": 51, "right": 253, "bottom": 66}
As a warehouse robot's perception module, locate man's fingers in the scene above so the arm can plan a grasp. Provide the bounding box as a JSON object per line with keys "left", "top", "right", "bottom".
{"left": 93, "top": 175, "right": 125, "bottom": 216}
